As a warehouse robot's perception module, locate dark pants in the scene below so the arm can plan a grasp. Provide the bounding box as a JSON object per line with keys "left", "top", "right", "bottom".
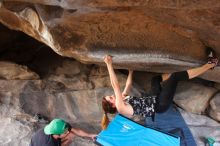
{"left": 151, "top": 71, "right": 189, "bottom": 113}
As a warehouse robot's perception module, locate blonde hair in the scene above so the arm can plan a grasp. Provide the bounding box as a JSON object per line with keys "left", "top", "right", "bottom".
{"left": 101, "top": 113, "right": 110, "bottom": 130}
{"left": 101, "top": 97, "right": 117, "bottom": 130}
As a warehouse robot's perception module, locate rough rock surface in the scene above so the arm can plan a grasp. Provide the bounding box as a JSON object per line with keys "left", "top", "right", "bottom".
{"left": 0, "top": 52, "right": 141, "bottom": 145}
{"left": 174, "top": 81, "right": 217, "bottom": 114}
{"left": 0, "top": 104, "right": 33, "bottom": 146}
{"left": 208, "top": 93, "right": 220, "bottom": 122}
{"left": 0, "top": 0, "right": 219, "bottom": 82}
{"left": 0, "top": 61, "right": 39, "bottom": 80}
{"left": 214, "top": 83, "right": 220, "bottom": 90}
{"left": 179, "top": 108, "right": 220, "bottom": 146}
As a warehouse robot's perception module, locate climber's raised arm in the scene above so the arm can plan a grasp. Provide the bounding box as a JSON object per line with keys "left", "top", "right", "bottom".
{"left": 122, "top": 70, "right": 133, "bottom": 98}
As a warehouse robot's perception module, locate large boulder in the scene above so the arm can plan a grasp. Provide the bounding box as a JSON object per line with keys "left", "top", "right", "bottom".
{"left": 174, "top": 81, "right": 217, "bottom": 114}
{"left": 208, "top": 93, "right": 220, "bottom": 122}
{"left": 0, "top": 117, "right": 31, "bottom": 146}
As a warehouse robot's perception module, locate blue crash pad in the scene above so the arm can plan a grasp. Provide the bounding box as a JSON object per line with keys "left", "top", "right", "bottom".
{"left": 96, "top": 114, "right": 180, "bottom": 146}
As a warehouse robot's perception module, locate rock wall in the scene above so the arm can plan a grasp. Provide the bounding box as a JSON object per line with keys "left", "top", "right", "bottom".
{"left": 0, "top": 56, "right": 220, "bottom": 146}
{"left": 0, "top": 37, "right": 142, "bottom": 145}
{"left": 0, "top": 1, "right": 220, "bottom": 145}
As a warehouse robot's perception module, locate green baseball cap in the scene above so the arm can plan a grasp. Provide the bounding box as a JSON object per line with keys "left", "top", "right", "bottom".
{"left": 44, "top": 119, "right": 67, "bottom": 135}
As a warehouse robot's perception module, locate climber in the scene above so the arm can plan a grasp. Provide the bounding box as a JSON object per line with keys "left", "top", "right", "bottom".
{"left": 101, "top": 50, "right": 218, "bottom": 129}
{"left": 30, "top": 118, "right": 97, "bottom": 146}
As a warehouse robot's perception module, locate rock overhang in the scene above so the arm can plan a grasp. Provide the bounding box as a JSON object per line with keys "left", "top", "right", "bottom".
{"left": 0, "top": 0, "right": 219, "bottom": 82}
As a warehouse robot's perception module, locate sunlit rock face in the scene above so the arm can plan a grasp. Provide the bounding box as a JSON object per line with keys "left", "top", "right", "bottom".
{"left": 0, "top": 0, "right": 220, "bottom": 82}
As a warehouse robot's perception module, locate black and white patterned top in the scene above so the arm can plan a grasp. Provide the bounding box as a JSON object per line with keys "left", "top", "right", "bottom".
{"left": 124, "top": 95, "right": 156, "bottom": 118}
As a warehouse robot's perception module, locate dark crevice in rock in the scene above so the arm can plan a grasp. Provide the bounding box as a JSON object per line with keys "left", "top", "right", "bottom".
{"left": 0, "top": 23, "right": 73, "bottom": 79}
